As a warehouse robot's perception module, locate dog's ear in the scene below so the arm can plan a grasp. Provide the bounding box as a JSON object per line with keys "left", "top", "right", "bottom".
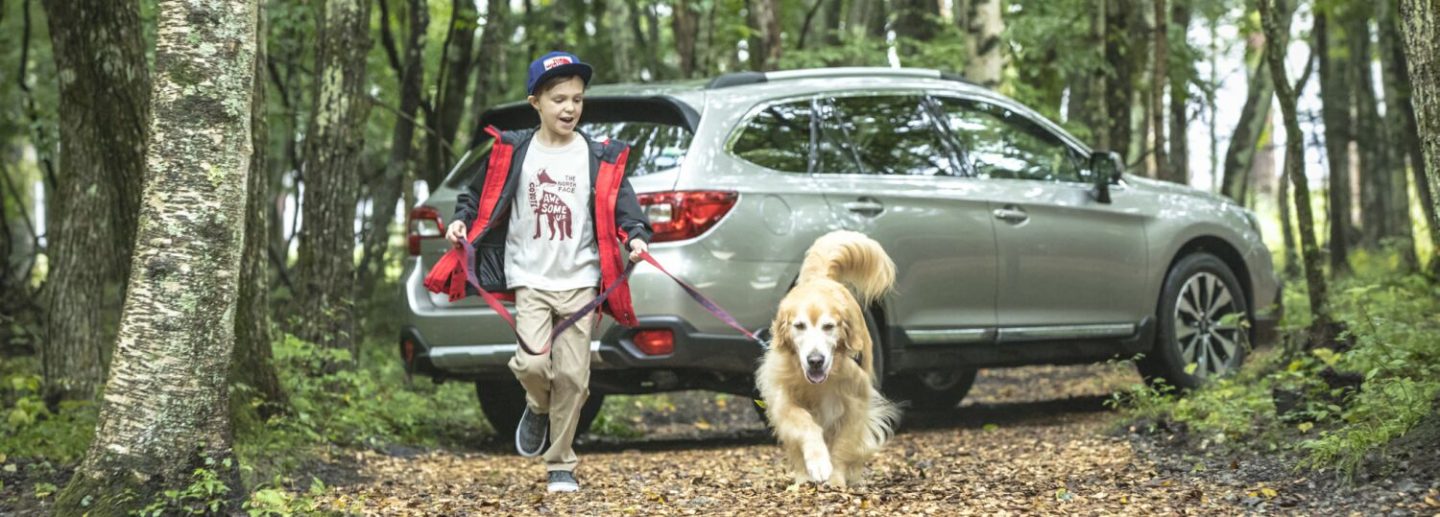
{"left": 769, "top": 311, "right": 793, "bottom": 352}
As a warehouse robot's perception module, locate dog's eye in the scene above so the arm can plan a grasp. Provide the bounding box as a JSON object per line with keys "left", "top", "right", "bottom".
{"left": 793, "top": 322, "right": 807, "bottom": 331}
{"left": 822, "top": 323, "right": 836, "bottom": 332}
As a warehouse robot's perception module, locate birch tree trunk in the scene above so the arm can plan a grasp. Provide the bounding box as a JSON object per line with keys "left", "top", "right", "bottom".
{"left": 40, "top": 0, "right": 151, "bottom": 404}
{"left": 1399, "top": 0, "right": 1440, "bottom": 277}
{"left": 53, "top": 0, "right": 257, "bottom": 513}
{"left": 962, "top": 0, "right": 1006, "bottom": 88}
{"left": 1262, "top": 0, "right": 1333, "bottom": 343}
{"left": 295, "top": 0, "right": 371, "bottom": 361}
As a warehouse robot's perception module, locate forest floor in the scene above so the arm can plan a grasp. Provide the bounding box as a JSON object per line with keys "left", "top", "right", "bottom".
{"left": 307, "top": 362, "right": 1440, "bottom": 516}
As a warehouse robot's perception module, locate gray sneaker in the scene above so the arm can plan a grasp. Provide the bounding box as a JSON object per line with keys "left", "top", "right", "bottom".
{"left": 547, "top": 470, "right": 579, "bottom": 493}
{"left": 515, "top": 407, "right": 548, "bottom": 457}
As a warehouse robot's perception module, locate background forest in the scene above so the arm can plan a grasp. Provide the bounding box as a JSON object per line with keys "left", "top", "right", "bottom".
{"left": 1, "top": 0, "right": 1439, "bottom": 514}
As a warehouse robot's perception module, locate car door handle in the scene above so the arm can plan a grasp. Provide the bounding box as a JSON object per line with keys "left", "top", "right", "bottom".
{"left": 993, "top": 206, "right": 1029, "bottom": 223}
{"left": 844, "top": 197, "right": 885, "bottom": 216}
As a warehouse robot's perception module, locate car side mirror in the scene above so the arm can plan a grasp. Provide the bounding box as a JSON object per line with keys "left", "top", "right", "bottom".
{"left": 1089, "top": 151, "right": 1122, "bottom": 204}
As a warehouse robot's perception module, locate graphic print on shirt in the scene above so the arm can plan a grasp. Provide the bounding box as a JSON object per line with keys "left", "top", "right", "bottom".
{"left": 527, "top": 169, "right": 577, "bottom": 240}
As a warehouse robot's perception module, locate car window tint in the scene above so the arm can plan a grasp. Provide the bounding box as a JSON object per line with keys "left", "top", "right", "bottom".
{"left": 817, "top": 95, "right": 955, "bottom": 176}
{"left": 936, "top": 97, "right": 1084, "bottom": 183}
{"left": 730, "top": 100, "right": 814, "bottom": 173}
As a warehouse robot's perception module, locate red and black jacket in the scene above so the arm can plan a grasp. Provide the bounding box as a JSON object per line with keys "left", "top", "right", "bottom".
{"left": 423, "top": 126, "right": 653, "bottom": 326}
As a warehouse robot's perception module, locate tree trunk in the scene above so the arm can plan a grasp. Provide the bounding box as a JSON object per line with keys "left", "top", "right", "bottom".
{"left": 1317, "top": 12, "right": 1355, "bottom": 273}
{"left": 1262, "top": 0, "right": 1333, "bottom": 343}
{"left": 748, "top": 0, "right": 782, "bottom": 71}
{"left": 1378, "top": 0, "right": 1421, "bottom": 270}
{"left": 295, "top": 0, "right": 371, "bottom": 362}
{"left": 1278, "top": 155, "right": 1301, "bottom": 278}
{"left": 1168, "top": 1, "right": 1191, "bottom": 185}
{"left": 1353, "top": 15, "right": 1388, "bottom": 251}
{"left": 674, "top": 0, "right": 700, "bottom": 78}
{"left": 960, "top": 0, "right": 1006, "bottom": 88}
{"left": 360, "top": 0, "right": 427, "bottom": 294}
{"left": 425, "top": 0, "right": 476, "bottom": 184}
{"left": 235, "top": 0, "right": 286, "bottom": 414}
{"left": 894, "top": 0, "right": 940, "bottom": 43}
{"left": 1400, "top": 0, "right": 1440, "bottom": 277}
{"left": 1151, "top": 0, "right": 1171, "bottom": 181}
{"left": 471, "top": 0, "right": 509, "bottom": 131}
{"left": 1220, "top": 59, "right": 1275, "bottom": 201}
{"left": 53, "top": 0, "right": 257, "bottom": 513}
{"left": 40, "top": 0, "right": 151, "bottom": 404}
{"left": 1106, "top": 0, "right": 1142, "bottom": 159}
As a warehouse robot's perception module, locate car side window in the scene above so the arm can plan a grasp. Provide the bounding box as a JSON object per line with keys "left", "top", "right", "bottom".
{"left": 817, "top": 95, "right": 956, "bottom": 176}
{"left": 935, "top": 97, "right": 1086, "bottom": 183}
{"left": 730, "top": 100, "right": 814, "bottom": 173}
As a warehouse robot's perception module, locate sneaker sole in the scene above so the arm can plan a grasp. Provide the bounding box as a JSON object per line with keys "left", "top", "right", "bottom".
{"left": 547, "top": 483, "right": 579, "bottom": 493}
{"left": 515, "top": 412, "right": 547, "bottom": 458}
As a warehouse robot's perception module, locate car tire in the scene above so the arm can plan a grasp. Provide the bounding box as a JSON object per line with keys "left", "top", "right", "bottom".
{"left": 888, "top": 368, "right": 978, "bottom": 410}
{"left": 475, "top": 379, "right": 605, "bottom": 437}
{"left": 1138, "top": 252, "right": 1251, "bottom": 390}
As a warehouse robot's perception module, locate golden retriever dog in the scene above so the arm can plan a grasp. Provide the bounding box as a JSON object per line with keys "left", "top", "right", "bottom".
{"left": 756, "top": 230, "right": 900, "bottom": 488}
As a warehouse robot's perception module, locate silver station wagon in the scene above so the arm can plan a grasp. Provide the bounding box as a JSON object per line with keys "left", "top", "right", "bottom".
{"left": 399, "top": 67, "right": 1281, "bottom": 435}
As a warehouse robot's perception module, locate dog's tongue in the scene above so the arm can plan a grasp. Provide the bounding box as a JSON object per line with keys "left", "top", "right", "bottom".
{"left": 805, "top": 368, "right": 828, "bottom": 384}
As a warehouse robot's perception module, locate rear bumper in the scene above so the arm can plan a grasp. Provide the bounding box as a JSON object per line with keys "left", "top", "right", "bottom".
{"left": 399, "top": 316, "right": 767, "bottom": 394}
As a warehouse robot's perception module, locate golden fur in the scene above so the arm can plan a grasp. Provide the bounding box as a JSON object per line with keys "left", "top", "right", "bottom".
{"left": 756, "top": 230, "right": 900, "bottom": 487}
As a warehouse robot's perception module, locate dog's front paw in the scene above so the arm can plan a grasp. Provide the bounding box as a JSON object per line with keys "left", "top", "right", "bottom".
{"left": 803, "top": 444, "right": 832, "bottom": 482}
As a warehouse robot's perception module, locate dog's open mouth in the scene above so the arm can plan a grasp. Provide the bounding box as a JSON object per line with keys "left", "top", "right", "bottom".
{"left": 805, "top": 366, "right": 829, "bottom": 384}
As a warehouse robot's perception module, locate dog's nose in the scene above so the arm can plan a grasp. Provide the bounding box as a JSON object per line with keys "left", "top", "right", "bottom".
{"left": 806, "top": 353, "right": 824, "bottom": 369}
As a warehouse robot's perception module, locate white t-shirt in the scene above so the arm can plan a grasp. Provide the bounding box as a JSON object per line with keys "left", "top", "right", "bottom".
{"left": 505, "top": 136, "right": 601, "bottom": 290}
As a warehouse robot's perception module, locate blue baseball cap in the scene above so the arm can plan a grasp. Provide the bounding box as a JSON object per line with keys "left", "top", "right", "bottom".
{"left": 527, "top": 51, "right": 593, "bottom": 96}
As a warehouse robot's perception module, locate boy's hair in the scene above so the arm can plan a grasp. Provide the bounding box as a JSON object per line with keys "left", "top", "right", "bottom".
{"left": 532, "top": 74, "right": 586, "bottom": 97}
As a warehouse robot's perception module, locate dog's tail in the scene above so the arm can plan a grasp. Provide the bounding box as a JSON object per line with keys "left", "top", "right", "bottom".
{"left": 797, "top": 230, "right": 896, "bottom": 305}
{"left": 864, "top": 387, "right": 901, "bottom": 454}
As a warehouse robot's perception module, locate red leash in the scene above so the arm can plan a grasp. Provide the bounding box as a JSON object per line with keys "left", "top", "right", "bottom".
{"left": 459, "top": 240, "right": 758, "bottom": 355}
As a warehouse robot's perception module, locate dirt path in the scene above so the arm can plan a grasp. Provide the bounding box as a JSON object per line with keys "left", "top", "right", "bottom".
{"left": 318, "top": 364, "right": 1440, "bottom": 515}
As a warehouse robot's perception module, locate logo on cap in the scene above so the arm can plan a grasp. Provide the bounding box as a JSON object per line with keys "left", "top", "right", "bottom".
{"left": 543, "top": 56, "right": 574, "bottom": 70}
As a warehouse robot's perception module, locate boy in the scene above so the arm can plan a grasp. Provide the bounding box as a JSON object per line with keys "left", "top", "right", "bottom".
{"left": 437, "top": 51, "right": 651, "bottom": 493}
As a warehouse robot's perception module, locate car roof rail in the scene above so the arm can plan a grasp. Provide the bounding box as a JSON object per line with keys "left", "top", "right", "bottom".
{"left": 706, "top": 67, "right": 984, "bottom": 89}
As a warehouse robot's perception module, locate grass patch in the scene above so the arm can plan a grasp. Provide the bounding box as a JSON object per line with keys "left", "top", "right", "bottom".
{"left": 1110, "top": 250, "right": 1440, "bottom": 478}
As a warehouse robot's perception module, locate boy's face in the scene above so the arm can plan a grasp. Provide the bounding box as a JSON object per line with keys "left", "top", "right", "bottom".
{"left": 529, "top": 76, "right": 586, "bottom": 139}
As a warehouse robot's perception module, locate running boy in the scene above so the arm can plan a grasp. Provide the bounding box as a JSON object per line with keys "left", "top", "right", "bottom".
{"left": 434, "top": 51, "right": 651, "bottom": 493}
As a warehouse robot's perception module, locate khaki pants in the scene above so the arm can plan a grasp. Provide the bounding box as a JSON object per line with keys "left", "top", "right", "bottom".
{"left": 508, "top": 286, "right": 597, "bottom": 473}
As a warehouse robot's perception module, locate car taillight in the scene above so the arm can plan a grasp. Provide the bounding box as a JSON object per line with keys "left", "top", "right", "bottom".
{"left": 636, "top": 190, "right": 738, "bottom": 243}
{"left": 407, "top": 206, "right": 443, "bottom": 256}
{"left": 633, "top": 329, "right": 675, "bottom": 356}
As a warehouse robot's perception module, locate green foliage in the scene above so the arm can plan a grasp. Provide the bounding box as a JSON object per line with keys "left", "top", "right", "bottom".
{"left": 241, "top": 478, "right": 345, "bottom": 517}
{"left": 1110, "top": 251, "right": 1440, "bottom": 477}
{"left": 0, "top": 359, "right": 96, "bottom": 464}
{"left": 132, "top": 458, "right": 234, "bottom": 516}
{"left": 233, "top": 333, "right": 487, "bottom": 489}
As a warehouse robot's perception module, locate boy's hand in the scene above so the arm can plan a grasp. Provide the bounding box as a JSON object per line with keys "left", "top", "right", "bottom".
{"left": 628, "top": 239, "right": 648, "bottom": 262}
{"left": 445, "top": 221, "right": 467, "bottom": 247}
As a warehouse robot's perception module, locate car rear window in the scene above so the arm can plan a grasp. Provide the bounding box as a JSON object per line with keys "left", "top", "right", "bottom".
{"left": 446, "top": 96, "right": 699, "bottom": 188}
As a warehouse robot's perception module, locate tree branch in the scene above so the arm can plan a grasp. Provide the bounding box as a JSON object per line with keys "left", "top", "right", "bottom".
{"left": 377, "top": 0, "right": 404, "bottom": 75}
